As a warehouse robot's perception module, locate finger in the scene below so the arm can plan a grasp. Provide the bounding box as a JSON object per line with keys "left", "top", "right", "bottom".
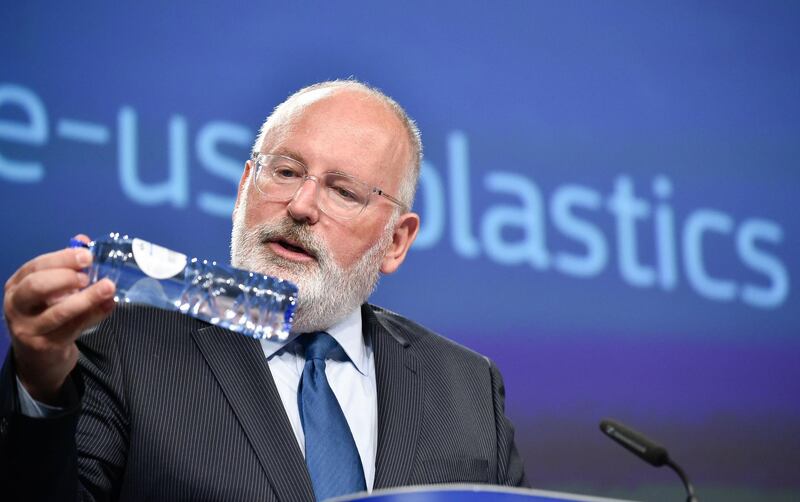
{"left": 47, "top": 298, "right": 116, "bottom": 345}
{"left": 6, "top": 247, "right": 93, "bottom": 290}
{"left": 33, "top": 279, "right": 116, "bottom": 335}
{"left": 10, "top": 269, "right": 91, "bottom": 314}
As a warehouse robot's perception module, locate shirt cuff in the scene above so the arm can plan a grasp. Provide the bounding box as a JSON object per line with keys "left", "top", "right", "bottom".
{"left": 15, "top": 376, "right": 68, "bottom": 418}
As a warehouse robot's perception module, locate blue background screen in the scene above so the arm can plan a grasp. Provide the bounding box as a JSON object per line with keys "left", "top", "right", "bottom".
{"left": 2, "top": 2, "right": 798, "bottom": 500}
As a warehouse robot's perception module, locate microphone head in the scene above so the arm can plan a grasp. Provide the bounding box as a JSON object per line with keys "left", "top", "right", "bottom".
{"left": 600, "top": 418, "right": 669, "bottom": 467}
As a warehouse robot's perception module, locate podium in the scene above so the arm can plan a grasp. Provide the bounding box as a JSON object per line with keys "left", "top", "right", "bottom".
{"left": 333, "top": 484, "right": 636, "bottom": 502}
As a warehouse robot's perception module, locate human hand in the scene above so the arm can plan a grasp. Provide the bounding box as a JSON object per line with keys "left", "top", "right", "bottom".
{"left": 3, "top": 234, "right": 116, "bottom": 404}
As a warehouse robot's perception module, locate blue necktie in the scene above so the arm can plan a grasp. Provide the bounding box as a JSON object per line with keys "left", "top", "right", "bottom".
{"left": 298, "top": 332, "right": 366, "bottom": 501}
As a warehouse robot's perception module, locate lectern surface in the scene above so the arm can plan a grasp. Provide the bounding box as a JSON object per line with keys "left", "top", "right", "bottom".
{"left": 331, "top": 484, "right": 637, "bottom": 502}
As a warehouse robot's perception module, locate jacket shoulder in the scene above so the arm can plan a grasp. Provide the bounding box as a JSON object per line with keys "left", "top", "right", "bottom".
{"left": 366, "top": 304, "right": 491, "bottom": 369}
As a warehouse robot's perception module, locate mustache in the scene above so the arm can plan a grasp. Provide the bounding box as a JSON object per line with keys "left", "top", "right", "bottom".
{"left": 255, "top": 219, "right": 326, "bottom": 260}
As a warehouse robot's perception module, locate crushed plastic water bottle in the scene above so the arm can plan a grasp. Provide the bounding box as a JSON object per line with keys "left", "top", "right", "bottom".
{"left": 71, "top": 232, "right": 298, "bottom": 340}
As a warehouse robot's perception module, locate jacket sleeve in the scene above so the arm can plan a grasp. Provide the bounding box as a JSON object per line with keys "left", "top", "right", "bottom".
{"left": 0, "top": 317, "right": 130, "bottom": 501}
{"left": 488, "top": 358, "right": 530, "bottom": 487}
{"left": 0, "top": 348, "right": 83, "bottom": 501}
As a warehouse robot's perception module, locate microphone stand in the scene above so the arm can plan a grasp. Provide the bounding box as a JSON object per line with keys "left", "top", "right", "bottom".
{"left": 665, "top": 458, "right": 697, "bottom": 502}
{"left": 600, "top": 418, "right": 699, "bottom": 502}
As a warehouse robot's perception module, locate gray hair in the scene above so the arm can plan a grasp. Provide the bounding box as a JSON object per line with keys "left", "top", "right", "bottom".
{"left": 251, "top": 79, "right": 422, "bottom": 210}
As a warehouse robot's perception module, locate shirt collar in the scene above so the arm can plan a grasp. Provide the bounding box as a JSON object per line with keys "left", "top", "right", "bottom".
{"left": 259, "top": 306, "right": 369, "bottom": 376}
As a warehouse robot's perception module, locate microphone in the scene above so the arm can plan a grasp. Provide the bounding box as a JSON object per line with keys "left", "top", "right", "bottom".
{"left": 600, "top": 419, "right": 698, "bottom": 502}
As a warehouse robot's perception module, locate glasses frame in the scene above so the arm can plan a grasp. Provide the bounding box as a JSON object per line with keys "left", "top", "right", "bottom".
{"left": 249, "top": 152, "right": 407, "bottom": 220}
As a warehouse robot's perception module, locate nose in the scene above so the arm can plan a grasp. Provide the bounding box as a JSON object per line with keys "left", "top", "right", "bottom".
{"left": 286, "top": 177, "right": 321, "bottom": 224}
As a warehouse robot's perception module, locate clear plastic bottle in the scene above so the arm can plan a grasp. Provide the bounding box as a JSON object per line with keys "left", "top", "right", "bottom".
{"left": 71, "top": 232, "right": 298, "bottom": 340}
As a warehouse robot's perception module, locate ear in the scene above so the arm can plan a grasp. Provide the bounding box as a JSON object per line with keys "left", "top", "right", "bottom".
{"left": 232, "top": 160, "right": 252, "bottom": 222}
{"left": 380, "top": 211, "right": 420, "bottom": 274}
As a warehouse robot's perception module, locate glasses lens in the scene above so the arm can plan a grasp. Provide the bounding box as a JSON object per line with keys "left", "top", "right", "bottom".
{"left": 255, "top": 155, "right": 305, "bottom": 201}
{"left": 321, "top": 173, "right": 369, "bottom": 219}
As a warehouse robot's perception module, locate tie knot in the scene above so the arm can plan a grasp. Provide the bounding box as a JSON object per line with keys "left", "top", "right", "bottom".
{"left": 301, "top": 331, "right": 340, "bottom": 361}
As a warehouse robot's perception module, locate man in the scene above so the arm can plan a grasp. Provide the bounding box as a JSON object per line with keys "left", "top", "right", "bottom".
{"left": 1, "top": 80, "right": 527, "bottom": 501}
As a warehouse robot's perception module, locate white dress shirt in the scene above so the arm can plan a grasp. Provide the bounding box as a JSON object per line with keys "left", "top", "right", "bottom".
{"left": 262, "top": 307, "right": 378, "bottom": 491}
{"left": 17, "top": 306, "right": 378, "bottom": 491}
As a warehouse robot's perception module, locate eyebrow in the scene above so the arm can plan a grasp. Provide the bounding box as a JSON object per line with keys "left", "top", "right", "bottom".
{"left": 265, "top": 147, "right": 357, "bottom": 181}
{"left": 268, "top": 147, "right": 309, "bottom": 167}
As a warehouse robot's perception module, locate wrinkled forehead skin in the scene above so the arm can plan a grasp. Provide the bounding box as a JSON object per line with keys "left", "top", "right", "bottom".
{"left": 260, "top": 87, "right": 412, "bottom": 195}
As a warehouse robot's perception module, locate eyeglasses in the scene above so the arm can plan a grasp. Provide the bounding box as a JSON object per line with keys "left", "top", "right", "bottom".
{"left": 250, "top": 153, "right": 406, "bottom": 220}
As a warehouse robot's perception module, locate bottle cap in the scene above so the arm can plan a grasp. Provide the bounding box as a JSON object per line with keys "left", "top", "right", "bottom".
{"left": 69, "top": 237, "right": 90, "bottom": 249}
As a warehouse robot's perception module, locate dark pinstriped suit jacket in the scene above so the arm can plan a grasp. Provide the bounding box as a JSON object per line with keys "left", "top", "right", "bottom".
{"left": 0, "top": 303, "right": 527, "bottom": 501}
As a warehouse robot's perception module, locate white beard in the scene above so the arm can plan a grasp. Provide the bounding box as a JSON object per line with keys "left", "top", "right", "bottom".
{"left": 230, "top": 203, "right": 395, "bottom": 333}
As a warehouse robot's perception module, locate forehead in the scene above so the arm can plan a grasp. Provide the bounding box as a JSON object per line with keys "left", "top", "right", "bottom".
{"left": 262, "top": 89, "right": 409, "bottom": 186}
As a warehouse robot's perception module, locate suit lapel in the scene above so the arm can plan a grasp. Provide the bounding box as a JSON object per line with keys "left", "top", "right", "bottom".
{"left": 365, "top": 306, "right": 423, "bottom": 490}
{"left": 190, "top": 325, "right": 314, "bottom": 502}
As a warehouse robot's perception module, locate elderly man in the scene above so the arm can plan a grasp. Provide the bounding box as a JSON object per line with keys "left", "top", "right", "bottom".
{"left": 0, "top": 81, "right": 527, "bottom": 501}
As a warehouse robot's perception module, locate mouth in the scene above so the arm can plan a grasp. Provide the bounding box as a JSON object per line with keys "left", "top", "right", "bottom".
{"left": 265, "top": 238, "right": 316, "bottom": 262}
